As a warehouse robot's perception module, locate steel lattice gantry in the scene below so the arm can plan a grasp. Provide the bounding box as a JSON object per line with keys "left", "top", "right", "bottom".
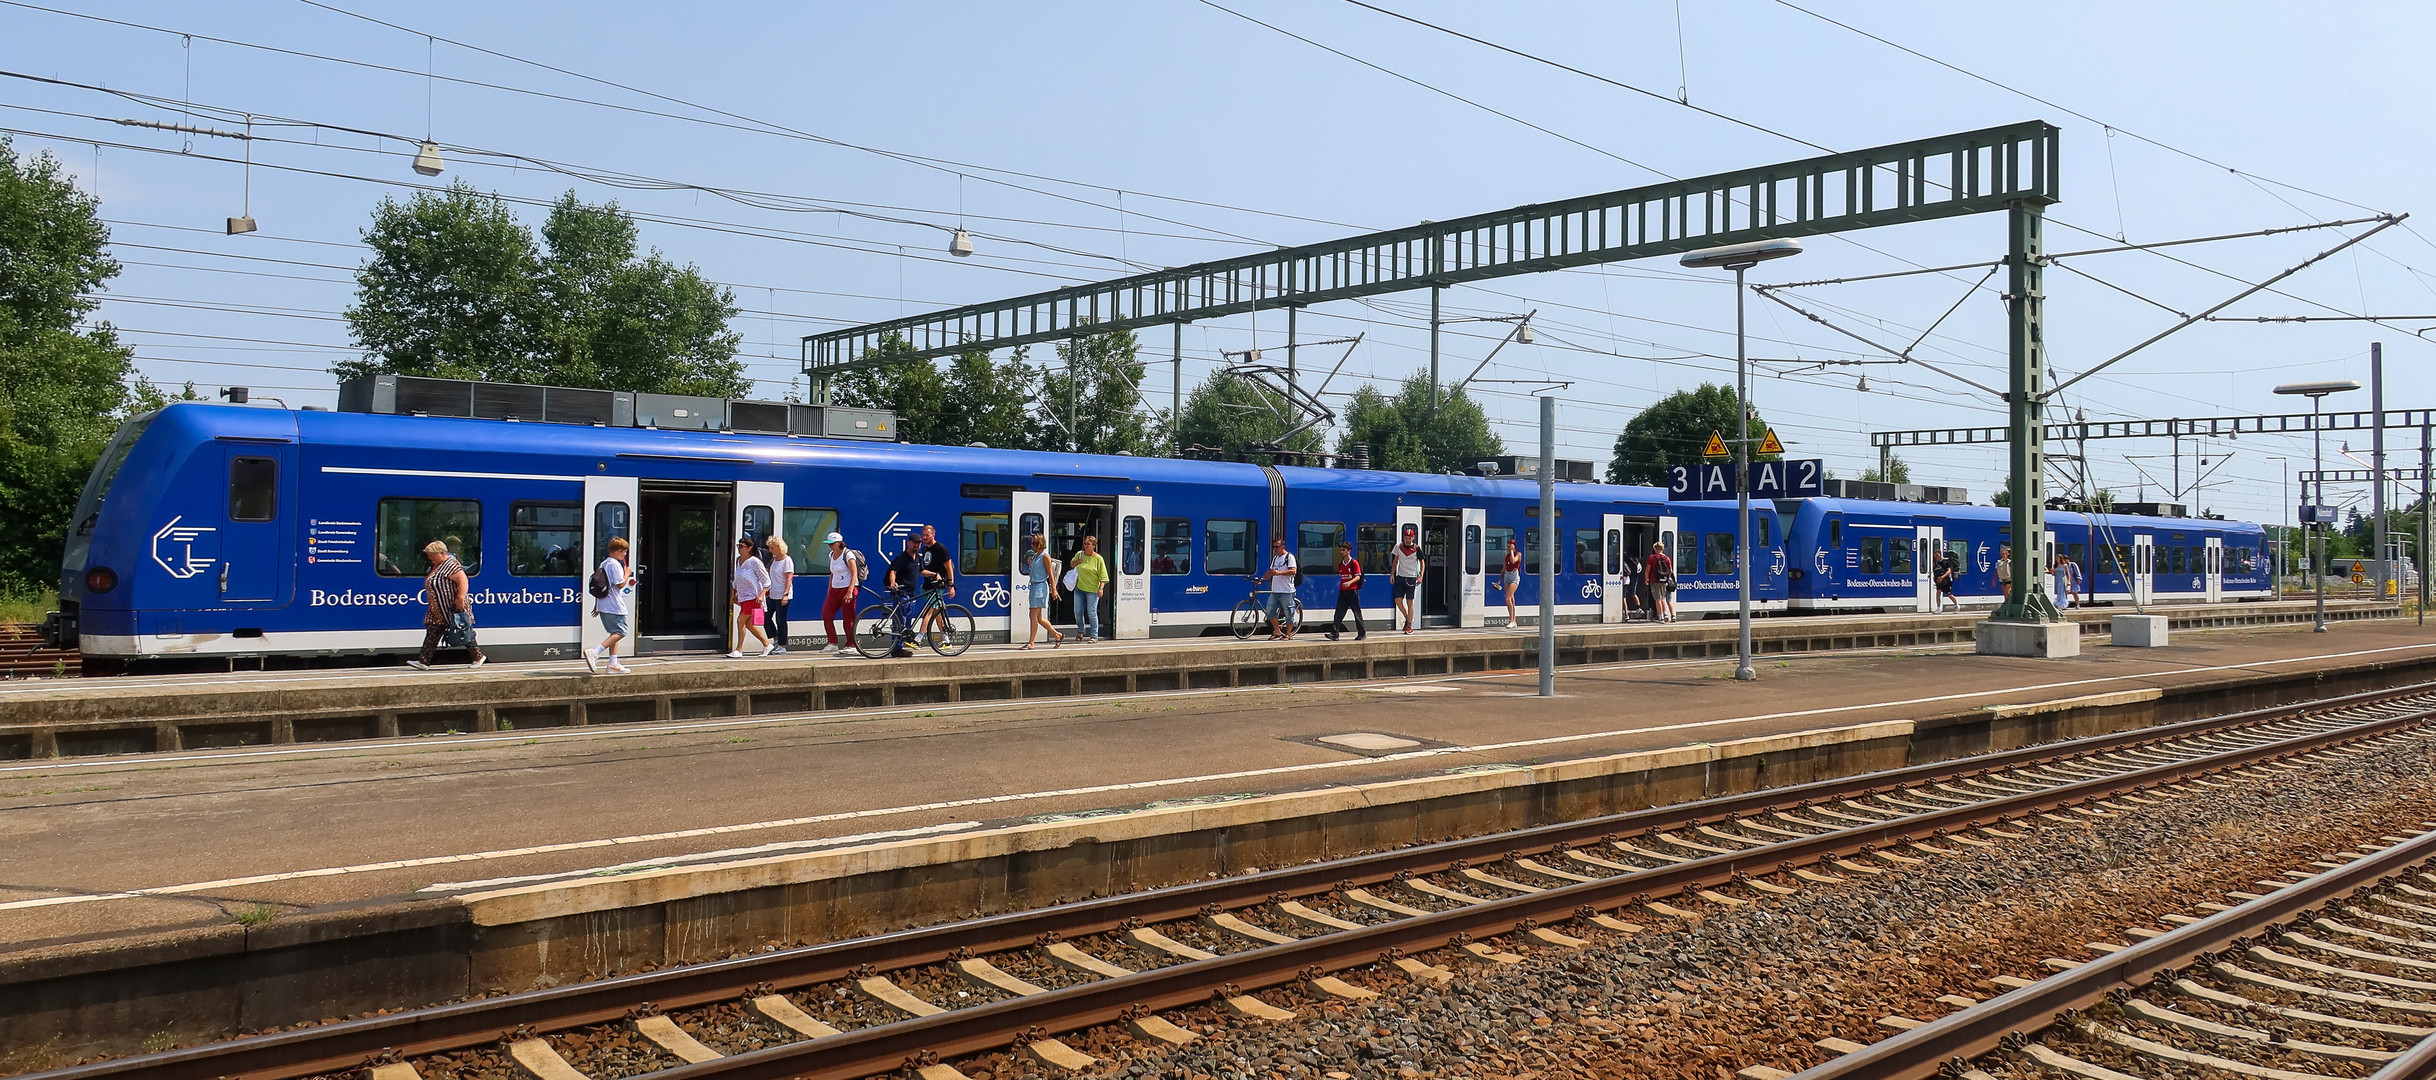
{"left": 1872, "top": 410, "right": 2436, "bottom": 449}
{"left": 802, "top": 121, "right": 2060, "bottom": 369}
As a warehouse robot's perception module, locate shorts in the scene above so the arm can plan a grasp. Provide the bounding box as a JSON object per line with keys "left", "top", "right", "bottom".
{"left": 1263, "top": 592, "right": 1296, "bottom": 619}
{"left": 596, "top": 611, "right": 631, "bottom": 637}
{"left": 1392, "top": 577, "right": 1419, "bottom": 600}
{"left": 1028, "top": 580, "right": 1050, "bottom": 608}
{"left": 1501, "top": 571, "right": 1520, "bottom": 592}
{"left": 737, "top": 598, "right": 764, "bottom": 627}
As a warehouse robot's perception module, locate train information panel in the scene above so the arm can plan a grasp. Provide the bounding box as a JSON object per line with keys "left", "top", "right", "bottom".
{"left": 1667, "top": 459, "right": 1826, "bottom": 501}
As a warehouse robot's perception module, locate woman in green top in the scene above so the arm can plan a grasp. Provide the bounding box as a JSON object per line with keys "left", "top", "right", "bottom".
{"left": 1070, "top": 534, "right": 1108, "bottom": 641}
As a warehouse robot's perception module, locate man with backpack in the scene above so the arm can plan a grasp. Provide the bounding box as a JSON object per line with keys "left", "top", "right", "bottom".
{"left": 585, "top": 536, "right": 634, "bottom": 674}
{"left": 820, "top": 531, "right": 865, "bottom": 655}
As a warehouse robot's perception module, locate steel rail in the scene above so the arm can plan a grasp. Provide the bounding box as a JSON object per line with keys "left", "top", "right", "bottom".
{"left": 26, "top": 680, "right": 2434, "bottom": 1080}
{"left": 1788, "top": 819, "right": 2436, "bottom": 1080}
{"left": 641, "top": 696, "right": 2436, "bottom": 1080}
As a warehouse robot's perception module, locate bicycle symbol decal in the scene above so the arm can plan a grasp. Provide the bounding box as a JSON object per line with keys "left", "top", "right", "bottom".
{"left": 969, "top": 581, "right": 1009, "bottom": 609}
{"left": 1579, "top": 580, "right": 1603, "bottom": 599}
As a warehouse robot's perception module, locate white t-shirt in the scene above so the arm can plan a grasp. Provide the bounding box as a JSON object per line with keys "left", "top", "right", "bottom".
{"left": 733, "top": 556, "right": 771, "bottom": 603}
{"left": 1393, "top": 548, "right": 1426, "bottom": 579}
{"left": 1269, "top": 552, "right": 1297, "bottom": 593}
{"left": 829, "top": 548, "right": 855, "bottom": 589}
{"left": 770, "top": 555, "right": 795, "bottom": 601}
{"left": 596, "top": 557, "right": 631, "bottom": 616}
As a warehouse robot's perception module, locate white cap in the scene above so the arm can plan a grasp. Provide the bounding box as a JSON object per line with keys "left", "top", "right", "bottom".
{"left": 825, "top": 532, "right": 844, "bottom": 544}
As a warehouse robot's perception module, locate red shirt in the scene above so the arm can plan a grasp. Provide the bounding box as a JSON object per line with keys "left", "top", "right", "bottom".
{"left": 1338, "top": 558, "right": 1363, "bottom": 591}
{"left": 1646, "top": 550, "right": 1674, "bottom": 581}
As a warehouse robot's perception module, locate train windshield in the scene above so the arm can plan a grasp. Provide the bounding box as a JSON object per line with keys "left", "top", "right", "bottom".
{"left": 59, "top": 413, "right": 155, "bottom": 577}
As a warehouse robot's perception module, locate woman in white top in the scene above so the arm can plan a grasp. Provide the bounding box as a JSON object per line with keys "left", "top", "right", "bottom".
{"left": 587, "top": 536, "right": 635, "bottom": 674}
{"left": 729, "top": 537, "right": 773, "bottom": 658}
{"left": 1391, "top": 539, "right": 1426, "bottom": 634}
{"left": 765, "top": 536, "right": 794, "bottom": 655}
{"left": 821, "top": 531, "right": 861, "bottom": 655}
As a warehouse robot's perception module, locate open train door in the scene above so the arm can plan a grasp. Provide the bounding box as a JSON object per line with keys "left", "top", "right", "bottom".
{"left": 1913, "top": 524, "right": 1944, "bottom": 612}
{"left": 2204, "top": 536, "right": 2223, "bottom": 602}
{"left": 1009, "top": 491, "right": 1048, "bottom": 636}
{"left": 1114, "top": 494, "right": 1152, "bottom": 639}
{"left": 581, "top": 475, "right": 638, "bottom": 661}
{"left": 732, "top": 480, "right": 783, "bottom": 648}
{"left": 1460, "top": 507, "right": 1487, "bottom": 628}
{"left": 2132, "top": 534, "right": 2154, "bottom": 606}
{"left": 1599, "top": 512, "right": 1625, "bottom": 622}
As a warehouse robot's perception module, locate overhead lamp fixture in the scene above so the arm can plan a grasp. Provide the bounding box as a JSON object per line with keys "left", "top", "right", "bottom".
{"left": 1855, "top": 373, "right": 1871, "bottom": 393}
{"left": 226, "top": 215, "right": 257, "bottom": 236}
{"left": 412, "top": 140, "right": 445, "bottom": 177}
{"left": 2275, "top": 379, "right": 2363, "bottom": 399}
{"left": 1516, "top": 321, "right": 1536, "bottom": 344}
{"left": 948, "top": 228, "right": 974, "bottom": 257}
{"left": 1679, "top": 237, "right": 1804, "bottom": 271}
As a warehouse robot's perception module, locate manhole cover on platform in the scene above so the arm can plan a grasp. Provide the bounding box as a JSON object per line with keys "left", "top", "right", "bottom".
{"left": 1316, "top": 732, "right": 1424, "bottom": 751}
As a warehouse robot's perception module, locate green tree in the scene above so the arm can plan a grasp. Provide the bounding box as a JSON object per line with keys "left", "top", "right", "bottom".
{"left": 829, "top": 335, "right": 949, "bottom": 442}
{"left": 1175, "top": 369, "right": 1322, "bottom": 460}
{"left": 1333, "top": 374, "right": 1504, "bottom": 474}
{"left": 1861, "top": 454, "right": 1911, "bottom": 483}
{"left": 937, "top": 346, "right": 1040, "bottom": 449}
{"left": 1607, "top": 383, "right": 1771, "bottom": 485}
{"left": 0, "top": 139, "right": 146, "bottom": 594}
{"left": 341, "top": 184, "right": 747, "bottom": 397}
{"left": 1038, "top": 328, "right": 1161, "bottom": 456}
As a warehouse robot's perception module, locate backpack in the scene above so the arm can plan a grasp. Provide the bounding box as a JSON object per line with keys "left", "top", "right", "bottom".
{"left": 850, "top": 549, "right": 870, "bottom": 583}
{"left": 588, "top": 563, "right": 612, "bottom": 599}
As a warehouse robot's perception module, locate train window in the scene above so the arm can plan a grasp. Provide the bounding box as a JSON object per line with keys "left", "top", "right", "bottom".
{"left": 1891, "top": 536, "right": 1915, "bottom": 575}
{"left": 960, "top": 513, "right": 1011, "bottom": 578}
{"left": 228, "top": 456, "right": 277, "bottom": 522}
{"left": 1859, "top": 536, "right": 1884, "bottom": 574}
{"left": 1018, "top": 512, "right": 1045, "bottom": 576}
{"left": 1574, "top": 529, "right": 1601, "bottom": 576}
{"left": 1298, "top": 522, "right": 1344, "bottom": 580}
{"left": 2067, "top": 543, "right": 2087, "bottom": 572}
{"left": 1357, "top": 524, "right": 1396, "bottom": 575}
{"left": 1827, "top": 517, "right": 1842, "bottom": 550}
{"left": 1677, "top": 529, "right": 1699, "bottom": 574}
{"left": 1206, "top": 519, "right": 1255, "bottom": 577}
{"left": 1151, "top": 517, "right": 1191, "bottom": 575}
{"left": 741, "top": 505, "right": 775, "bottom": 550}
{"left": 508, "top": 502, "right": 581, "bottom": 576}
{"left": 591, "top": 501, "right": 630, "bottom": 568}
{"left": 1606, "top": 530, "right": 1622, "bottom": 576}
{"left": 1756, "top": 516, "right": 1774, "bottom": 549}
{"left": 1464, "top": 525, "right": 1483, "bottom": 576}
{"left": 2094, "top": 543, "right": 2117, "bottom": 573}
{"left": 1704, "top": 532, "right": 1736, "bottom": 576}
{"left": 1121, "top": 515, "right": 1147, "bottom": 577}
{"left": 1524, "top": 526, "right": 1545, "bottom": 574}
{"left": 783, "top": 509, "right": 839, "bottom": 576}
{"left": 376, "top": 498, "right": 481, "bottom": 576}
{"left": 2169, "top": 546, "right": 2187, "bottom": 575}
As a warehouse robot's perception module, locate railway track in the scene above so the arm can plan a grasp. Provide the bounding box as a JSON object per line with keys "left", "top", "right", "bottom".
{"left": 25, "top": 682, "right": 2436, "bottom": 1080}
{"left": 0, "top": 623, "right": 76, "bottom": 678}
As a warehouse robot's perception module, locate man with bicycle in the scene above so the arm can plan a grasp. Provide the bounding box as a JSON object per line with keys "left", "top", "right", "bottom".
{"left": 1263, "top": 536, "right": 1299, "bottom": 640}
{"left": 882, "top": 535, "right": 924, "bottom": 658}
{"left": 914, "top": 524, "right": 957, "bottom": 648}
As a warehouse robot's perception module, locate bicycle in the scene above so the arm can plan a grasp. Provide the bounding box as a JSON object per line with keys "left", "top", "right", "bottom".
{"left": 852, "top": 586, "right": 976, "bottom": 658}
{"left": 1229, "top": 575, "right": 1304, "bottom": 640}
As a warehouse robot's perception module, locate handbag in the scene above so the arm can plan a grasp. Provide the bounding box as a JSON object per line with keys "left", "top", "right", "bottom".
{"left": 439, "top": 610, "right": 477, "bottom": 648}
{"left": 1062, "top": 567, "right": 1079, "bottom": 590}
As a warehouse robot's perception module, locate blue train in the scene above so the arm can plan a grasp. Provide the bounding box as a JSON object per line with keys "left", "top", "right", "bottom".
{"left": 49, "top": 389, "right": 2271, "bottom": 667}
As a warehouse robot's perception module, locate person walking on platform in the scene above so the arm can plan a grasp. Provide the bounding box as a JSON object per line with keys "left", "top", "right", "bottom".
{"left": 883, "top": 537, "right": 922, "bottom": 657}
{"left": 1391, "top": 533, "right": 1425, "bottom": 634}
{"left": 1647, "top": 541, "right": 1677, "bottom": 623}
{"left": 1325, "top": 541, "right": 1365, "bottom": 640}
{"left": 820, "top": 532, "right": 861, "bottom": 655}
{"left": 1070, "top": 534, "right": 1108, "bottom": 642}
{"left": 1500, "top": 537, "right": 1523, "bottom": 627}
{"left": 1619, "top": 547, "right": 1644, "bottom": 621}
{"left": 729, "top": 536, "right": 773, "bottom": 658}
{"left": 1996, "top": 544, "right": 2013, "bottom": 601}
{"left": 411, "top": 540, "right": 483, "bottom": 669}
{"left": 1020, "top": 532, "right": 1066, "bottom": 650}
{"left": 1263, "top": 536, "right": 1299, "bottom": 639}
{"left": 765, "top": 536, "right": 794, "bottom": 654}
{"left": 1933, "top": 548, "right": 1960, "bottom": 612}
{"left": 586, "top": 537, "right": 634, "bottom": 674}
{"left": 914, "top": 524, "right": 957, "bottom": 650}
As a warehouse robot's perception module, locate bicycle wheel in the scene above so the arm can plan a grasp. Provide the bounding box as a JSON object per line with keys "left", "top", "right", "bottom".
{"left": 928, "top": 604, "right": 976, "bottom": 656}
{"left": 1230, "top": 597, "right": 1265, "bottom": 640}
{"left": 853, "top": 603, "right": 900, "bottom": 659}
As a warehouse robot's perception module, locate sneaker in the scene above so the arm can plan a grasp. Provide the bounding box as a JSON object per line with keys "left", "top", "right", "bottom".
{"left": 406, "top": 660, "right": 430, "bottom": 670}
{"left": 469, "top": 657, "right": 485, "bottom": 669}
{"left": 582, "top": 649, "right": 600, "bottom": 674}
{"left": 820, "top": 643, "right": 840, "bottom": 655}
{"left": 769, "top": 645, "right": 787, "bottom": 655}
{"left": 726, "top": 650, "right": 745, "bottom": 659}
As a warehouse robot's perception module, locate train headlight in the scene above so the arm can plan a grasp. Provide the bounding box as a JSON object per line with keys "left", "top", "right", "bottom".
{"left": 84, "top": 566, "right": 117, "bottom": 594}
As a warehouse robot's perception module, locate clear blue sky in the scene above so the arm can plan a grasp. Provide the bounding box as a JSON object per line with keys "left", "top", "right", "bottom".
{"left": 7, "top": 0, "right": 2434, "bottom": 527}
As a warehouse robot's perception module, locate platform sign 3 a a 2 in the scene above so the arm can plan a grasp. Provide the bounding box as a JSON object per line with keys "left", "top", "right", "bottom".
{"left": 1666, "top": 459, "right": 1826, "bottom": 501}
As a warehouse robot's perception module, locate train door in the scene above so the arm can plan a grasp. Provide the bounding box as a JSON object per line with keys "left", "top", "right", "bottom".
{"left": 220, "top": 443, "right": 293, "bottom": 603}
{"left": 1658, "top": 513, "right": 1679, "bottom": 586}
{"left": 732, "top": 481, "right": 781, "bottom": 648}
{"left": 1913, "top": 525, "right": 1941, "bottom": 612}
{"left": 1009, "top": 492, "right": 1048, "bottom": 634}
{"left": 1420, "top": 511, "right": 1456, "bottom": 626}
{"left": 1599, "top": 513, "right": 1625, "bottom": 622}
{"left": 2204, "top": 537, "right": 2223, "bottom": 603}
{"left": 638, "top": 486, "right": 726, "bottom": 652}
{"left": 1393, "top": 505, "right": 1424, "bottom": 622}
{"left": 1114, "top": 495, "right": 1151, "bottom": 639}
{"left": 581, "top": 476, "right": 638, "bottom": 660}
{"left": 1459, "top": 507, "right": 1486, "bottom": 628}
{"left": 1050, "top": 501, "right": 1114, "bottom": 633}
{"left": 2131, "top": 534, "right": 2154, "bottom": 606}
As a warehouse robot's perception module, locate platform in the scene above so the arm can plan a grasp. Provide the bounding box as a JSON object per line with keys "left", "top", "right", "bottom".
{"left": 0, "top": 599, "right": 2391, "bottom": 760}
{"left": 0, "top": 610, "right": 2428, "bottom": 958}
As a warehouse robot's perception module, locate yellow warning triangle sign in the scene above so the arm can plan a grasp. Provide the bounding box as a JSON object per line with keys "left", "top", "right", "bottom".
{"left": 1757, "top": 428, "right": 1785, "bottom": 456}
{"left": 1702, "top": 430, "right": 1730, "bottom": 459}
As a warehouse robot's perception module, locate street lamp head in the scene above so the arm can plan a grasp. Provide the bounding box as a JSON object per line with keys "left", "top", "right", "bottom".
{"left": 2274, "top": 379, "right": 2362, "bottom": 398}
{"left": 1679, "top": 237, "right": 1804, "bottom": 271}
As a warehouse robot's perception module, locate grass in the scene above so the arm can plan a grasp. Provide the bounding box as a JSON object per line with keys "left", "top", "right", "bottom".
{"left": 233, "top": 904, "right": 278, "bottom": 927}
{"left": 0, "top": 589, "right": 57, "bottom": 626}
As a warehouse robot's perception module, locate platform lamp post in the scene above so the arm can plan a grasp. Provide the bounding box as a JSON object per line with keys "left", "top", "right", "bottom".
{"left": 2276, "top": 379, "right": 2362, "bottom": 632}
{"left": 1681, "top": 238, "right": 1804, "bottom": 682}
